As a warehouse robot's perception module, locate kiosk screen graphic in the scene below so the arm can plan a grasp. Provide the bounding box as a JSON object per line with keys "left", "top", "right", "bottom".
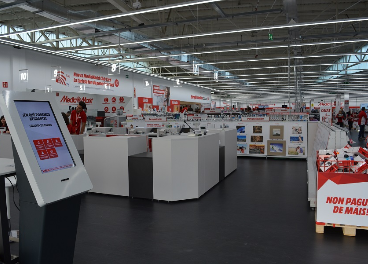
{"left": 14, "top": 100, "right": 75, "bottom": 174}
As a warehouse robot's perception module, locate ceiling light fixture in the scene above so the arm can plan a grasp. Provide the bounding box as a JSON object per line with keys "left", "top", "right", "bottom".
{"left": 57, "top": 16, "right": 368, "bottom": 52}
{"left": 0, "top": 0, "right": 223, "bottom": 38}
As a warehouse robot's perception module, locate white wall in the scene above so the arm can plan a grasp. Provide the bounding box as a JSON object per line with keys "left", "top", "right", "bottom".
{"left": 0, "top": 43, "right": 211, "bottom": 112}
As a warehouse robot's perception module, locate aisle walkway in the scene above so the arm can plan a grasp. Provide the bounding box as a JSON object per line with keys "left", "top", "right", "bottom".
{"left": 9, "top": 158, "right": 368, "bottom": 264}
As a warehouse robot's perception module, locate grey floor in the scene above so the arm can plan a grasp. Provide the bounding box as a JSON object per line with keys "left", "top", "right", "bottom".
{"left": 8, "top": 130, "right": 368, "bottom": 263}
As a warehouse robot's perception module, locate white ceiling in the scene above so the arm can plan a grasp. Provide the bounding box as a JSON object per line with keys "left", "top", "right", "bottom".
{"left": 1, "top": 0, "right": 368, "bottom": 104}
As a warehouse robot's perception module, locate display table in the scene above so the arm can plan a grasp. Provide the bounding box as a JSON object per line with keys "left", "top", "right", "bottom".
{"left": 84, "top": 135, "right": 147, "bottom": 196}
{"left": 71, "top": 134, "right": 84, "bottom": 152}
{"left": 0, "top": 134, "right": 13, "bottom": 159}
{"left": 207, "top": 128, "right": 237, "bottom": 177}
{"left": 152, "top": 133, "right": 219, "bottom": 201}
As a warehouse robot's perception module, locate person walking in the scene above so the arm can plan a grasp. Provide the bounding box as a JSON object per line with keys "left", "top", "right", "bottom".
{"left": 358, "top": 107, "right": 367, "bottom": 140}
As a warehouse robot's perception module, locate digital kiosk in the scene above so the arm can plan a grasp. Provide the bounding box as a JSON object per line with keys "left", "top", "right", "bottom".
{"left": 0, "top": 91, "right": 93, "bottom": 264}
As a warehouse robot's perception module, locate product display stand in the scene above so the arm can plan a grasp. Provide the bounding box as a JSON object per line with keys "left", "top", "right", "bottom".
{"left": 307, "top": 121, "right": 349, "bottom": 208}
{"left": 13, "top": 144, "right": 82, "bottom": 264}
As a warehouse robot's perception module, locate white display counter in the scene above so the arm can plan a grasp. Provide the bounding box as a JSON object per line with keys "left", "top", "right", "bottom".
{"left": 84, "top": 135, "right": 147, "bottom": 196}
{"left": 71, "top": 134, "right": 85, "bottom": 153}
{"left": 152, "top": 133, "right": 219, "bottom": 201}
{"left": 207, "top": 128, "right": 237, "bottom": 177}
{"left": 0, "top": 133, "right": 13, "bottom": 159}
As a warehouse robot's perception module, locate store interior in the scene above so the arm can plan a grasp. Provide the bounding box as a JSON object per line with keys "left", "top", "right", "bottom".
{"left": 1, "top": 0, "right": 368, "bottom": 263}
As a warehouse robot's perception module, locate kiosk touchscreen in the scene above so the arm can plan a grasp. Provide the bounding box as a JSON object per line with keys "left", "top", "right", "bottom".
{"left": 0, "top": 91, "right": 92, "bottom": 206}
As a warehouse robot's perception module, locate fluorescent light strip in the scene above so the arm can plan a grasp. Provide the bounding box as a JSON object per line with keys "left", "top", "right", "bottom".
{"left": 111, "top": 39, "right": 368, "bottom": 63}
{"left": 0, "top": 0, "right": 222, "bottom": 38}
{"left": 139, "top": 54, "right": 368, "bottom": 69}
{"left": 56, "top": 16, "right": 368, "bottom": 52}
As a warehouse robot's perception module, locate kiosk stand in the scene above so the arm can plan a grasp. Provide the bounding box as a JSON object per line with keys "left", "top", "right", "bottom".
{"left": 0, "top": 91, "right": 93, "bottom": 264}
{"left": 13, "top": 144, "right": 83, "bottom": 264}
{"left": 0, "top": 165, "right": 18, "bottom": 264}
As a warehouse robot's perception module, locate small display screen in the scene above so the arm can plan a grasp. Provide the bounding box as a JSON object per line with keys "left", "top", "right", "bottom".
{"left": 14, "top": 100, "right": 75, "bottom": 174}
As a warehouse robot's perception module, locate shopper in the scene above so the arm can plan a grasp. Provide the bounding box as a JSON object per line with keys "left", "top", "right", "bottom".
{"left": 70, "top": 101, "right": 87, "bottom": 135}
{"left": 62, "top": 112, "right": 73, "bottom": 133}
{"left": 0, "top": 115, "right": 10, "bottom": 133}
{"left": 347, "top": 112, "right": 353, "bottom": 131}
{"left": 336, "top": 109, "right": 345, "bottom": 127}
{"left": 358, "top": 107, "right": 367, "bottom": 140}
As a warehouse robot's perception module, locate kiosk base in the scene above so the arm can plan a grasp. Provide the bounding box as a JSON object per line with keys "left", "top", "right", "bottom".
{"left": 13, "top": 143, "right": 82, "bottom": 264}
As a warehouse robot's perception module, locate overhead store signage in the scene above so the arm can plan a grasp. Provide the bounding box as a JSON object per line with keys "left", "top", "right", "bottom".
{"left": 73, "top": 72, "right": 118, "bottom": 88}
{"left": 242, "top": 117, "right": 270, "bottom": 121}
{"left": 170, "top": 100, "right": 180, "bottom": 105}
{"left": 60, "top": 95, "right": 93, "bottom": 105}
{"left": 19, "top": 69, "right": 28, "bottom": 82}
{"left": 191, "top": 95, "right": 210, "bottom": 101}
{"left": 145, "top": 117, "right": 167, "bottom": 122}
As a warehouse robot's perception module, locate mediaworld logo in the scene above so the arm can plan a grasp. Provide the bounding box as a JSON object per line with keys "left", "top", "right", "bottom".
{"left": 60, "top": 96, "right": 93, "bottom": 104}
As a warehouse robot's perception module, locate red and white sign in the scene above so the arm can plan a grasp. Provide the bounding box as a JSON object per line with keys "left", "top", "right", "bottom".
{"left": 33, "top": 140, "right": 45, "bottom": 150}
{"left": 145, "top": 117, "right": 167, "bottom": 122}
{"left": 119, "top": 97, "right": 125, "bottom": 103}
{"left": 104, "top": 107, "right": 109, "bottom": 113}
{"left": 46, "top": 148, "right": 59, "bottom": 159}
{"left": 52, "top": 138, "right": 63, "bottom": 147}
{"left": 103, "top": 97, "right": 109, "bottom": 104}
{"left": 112, "top": 97, "right": 116, "bottom": 103}
{"left": 191, "top": 95, "right": 210, "bottom": 101}
{"left": 2, "top": 82, "right": 8, "bottom": 88}
{"left": 242, "top": 117, "right": 270, "bottom": 122}
{"left": 153, "top": 85, "right": 165, "bottom": 95}
{"left": 60, "top": 95, "right": 93, "bottom": 105}
{"left": 37, "top": 150, "right": 50, "bottom": 160}
{"left": 317, "top": 173, "right": 368, "bottom": 226}
{"left": 43, "top": 138, "right": 55, "bottom": 149}
{"left": 320, "top": 105, "right": 332, "bottom": 125}
{"left": 112, "top": 106, "right": 117, "bottom": 113}
{"left": 170, "top": 100, "right": 180, "bottom": 105}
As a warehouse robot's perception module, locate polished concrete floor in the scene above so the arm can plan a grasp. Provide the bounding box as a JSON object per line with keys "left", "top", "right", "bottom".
{"left": 8, "top": 144, "right": 368, "bottom": 263}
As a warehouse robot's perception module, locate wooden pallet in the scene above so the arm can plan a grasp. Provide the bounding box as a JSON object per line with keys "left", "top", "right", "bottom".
{"left": 316, "top": 222, "right": 368, "bottom": 236}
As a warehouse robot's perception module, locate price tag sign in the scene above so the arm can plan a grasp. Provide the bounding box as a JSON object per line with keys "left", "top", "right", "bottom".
{"left": 19, "top": 69, "right": 29, "bottom": 82}
{"left": 104, "top": 84, "right": 111, "bottom": 90}
{"left": 51, "top": 66, "right": 61, "bottom": 81}
{"left": 108, "top": 63, "right": 120, "bottom": 75}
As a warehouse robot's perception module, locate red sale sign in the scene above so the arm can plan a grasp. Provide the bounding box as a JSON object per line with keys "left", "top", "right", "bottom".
{"left": 317, "top": 172, "right": 368, "bottom": 226}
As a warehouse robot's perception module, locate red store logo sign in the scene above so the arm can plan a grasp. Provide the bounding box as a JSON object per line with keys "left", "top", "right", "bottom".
{"left": 60, "top": 96, "right": 93, "bottom": 104}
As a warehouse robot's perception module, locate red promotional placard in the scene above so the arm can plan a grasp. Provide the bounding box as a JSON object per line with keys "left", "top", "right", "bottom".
{"left": 46, "top": 148, "right": 59, "bottom": 159}
{"left": 43, "top": 138, "right": 55, "bottom": 149}
{"left": 52, "top": 138, "right": 63, "bottom": 147}
{"left": 33, "top": 139, "right": 45, "bottom": 150}
{"left": 37, "top": 149, "right": 50, "bottom": 160}
{"left": 2, "top": 82, "right": 8, "bottom": 88}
